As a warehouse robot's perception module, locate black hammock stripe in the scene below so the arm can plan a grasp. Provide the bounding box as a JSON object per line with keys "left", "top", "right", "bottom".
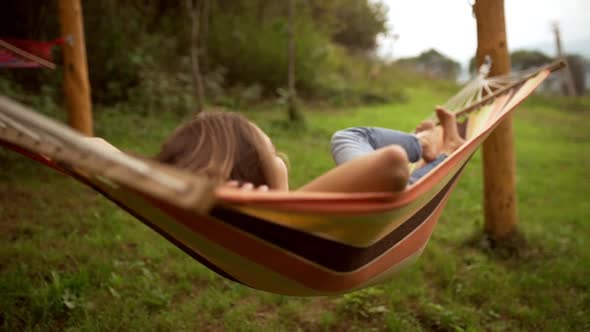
{"left": 210, "top": 164, "right": 465, "bottom": 273}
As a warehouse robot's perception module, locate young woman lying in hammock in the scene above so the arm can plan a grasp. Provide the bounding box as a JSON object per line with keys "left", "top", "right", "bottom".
{"left": 89, "top": 107, "right": 464, "bottom": 193}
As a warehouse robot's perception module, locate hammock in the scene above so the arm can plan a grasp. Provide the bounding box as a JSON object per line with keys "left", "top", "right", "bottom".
{"left": 0, "top": 61, "right": 564, "bottom": 296}
{"left": 0, "top": 38, "right": 63, "bottom": 69}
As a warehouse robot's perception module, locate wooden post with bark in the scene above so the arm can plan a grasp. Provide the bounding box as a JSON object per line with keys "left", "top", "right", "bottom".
{"left": 473, "top": 0, "right": 518, "bottom": 241}
{"left": 58, "top": 0, "right": 93, "bottom": 136}
{"left": 187, "top": 0, "right": 205, "bottom": 113}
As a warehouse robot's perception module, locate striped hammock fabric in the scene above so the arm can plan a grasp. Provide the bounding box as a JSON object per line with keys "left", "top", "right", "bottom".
{"left": 0, "top": 61, "right": 563, "bottom": 296}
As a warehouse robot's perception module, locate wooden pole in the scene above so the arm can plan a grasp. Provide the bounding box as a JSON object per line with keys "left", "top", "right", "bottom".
{"left": 58, "top": 0, "right": 93, "bottom": 136}
{"left": 473, "top": 0, "right": 518, "bottom": 241}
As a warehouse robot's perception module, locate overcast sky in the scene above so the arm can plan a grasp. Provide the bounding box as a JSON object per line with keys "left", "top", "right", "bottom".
{"left": 377, "top": 0, "right": 590, "bottom": 65}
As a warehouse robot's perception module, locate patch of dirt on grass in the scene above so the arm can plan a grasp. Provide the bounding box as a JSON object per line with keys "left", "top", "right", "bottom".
{"left": 299, "top": 297, "right": 336, "bottom": 321}
{"left": 0, "top": 185, "right": 36, "bottom": 239}
{"left": 462, "top": 228, "right": 555, "bottom": 265}
{"left": 254, "top": 303, "right": 277, "bottom": 321}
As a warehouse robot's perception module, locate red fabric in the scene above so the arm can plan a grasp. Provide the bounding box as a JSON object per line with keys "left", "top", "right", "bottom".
{"left": 0, "top": 38, "right": 63, "bottom": 68}
{"left": 2, "top": 38, "right": 63, "bottom": 60}
{"left": 0, "top": 50, "right": 40, "bottom": 68}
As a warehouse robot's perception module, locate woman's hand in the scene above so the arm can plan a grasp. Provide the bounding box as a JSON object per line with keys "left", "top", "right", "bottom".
{"left": 225, "top": 180, "right": 269, "bottom": 192}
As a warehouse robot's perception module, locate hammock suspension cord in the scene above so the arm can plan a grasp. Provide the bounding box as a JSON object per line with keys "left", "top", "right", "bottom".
{"left": 438, "top": 60, "right": 565, "bottom": 121}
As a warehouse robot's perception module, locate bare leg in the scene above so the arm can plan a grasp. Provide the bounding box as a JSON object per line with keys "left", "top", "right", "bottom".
{"left": 435, "top": 106, "right": 465, "bottom": 155}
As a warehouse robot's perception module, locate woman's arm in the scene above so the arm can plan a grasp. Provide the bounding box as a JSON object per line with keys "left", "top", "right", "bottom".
{"left": 298, "top": 145, "right": 410, "bottom": 193}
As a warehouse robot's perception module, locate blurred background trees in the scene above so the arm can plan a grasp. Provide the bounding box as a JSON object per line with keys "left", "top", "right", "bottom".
{"left": 397, "top": 49, "right": 461, "bottom": 81}
{"left": 1, "top": 0, "right": 417, "bottom": 111}
{"left": 309, "top": 0, "right": 388, "bottom": 51}
{"left": 468, "top": 50, "right": 587, "bottom": 95}
{"left": 565, "top": 55, "right": 587, "bottom": 96}
{"left": 1, "top": 0, "right": 585, "bottom": 113}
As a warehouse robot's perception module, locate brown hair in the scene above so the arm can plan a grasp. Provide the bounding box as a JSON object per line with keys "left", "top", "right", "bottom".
{"left": 155, "top": 111, "right": 275, "bottom": 187}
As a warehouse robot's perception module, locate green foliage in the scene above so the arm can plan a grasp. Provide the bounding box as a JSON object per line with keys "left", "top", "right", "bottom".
{"left": 565, "top": 54, "right": 588, "bottom": 95}
{"left": 207, "top": 11, "right": 328, "bottom": 94}
{"left": 309, "top": 0, "right": 388, "bottom": 51}
{"left": 510, "top": 49, "right": 552, "bottom": 71}
{"left": 0, "top": 267, "right": 90, "bottom": 330}
{"left": 311, "top": 46, "right": 410, "bottom": 106}
{"left": 397, "top": 49, "right": 462, "bottom": 80}
{"left": 81, "top": 1, "right": 199, "bottom": 105}
{"left": 0, "top": 0, "right": 401, "bottom": 109}
{"left": 337, "top": 288, "right": 389, "bottom": 320}
{"left": 126, "top": 67, "right": 198, "bottom": 114}
{"left": 0, "top": 1, "right": 63, "bottom": 93}
{"left": 0, "top": 76, "right": 62, "bottom": 117}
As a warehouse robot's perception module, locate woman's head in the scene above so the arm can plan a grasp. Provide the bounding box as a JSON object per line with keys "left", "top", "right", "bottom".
{"left": 156, "top": 111, "right": 288, "bottom": 190}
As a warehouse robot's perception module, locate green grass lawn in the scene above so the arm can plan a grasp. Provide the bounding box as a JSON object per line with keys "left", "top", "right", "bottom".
{"left": 1, "top": 90, "right": 589, "bottom": 331}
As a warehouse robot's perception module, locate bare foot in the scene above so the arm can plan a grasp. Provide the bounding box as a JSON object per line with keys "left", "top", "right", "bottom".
{"left": 435, "top": 106, "right": 465, "bottom": 155}
{"left": 415, "top": 121, "right": 442, "bottom": 163}
{"left": 415, "top": 120, "right": 435, "bottom": 133}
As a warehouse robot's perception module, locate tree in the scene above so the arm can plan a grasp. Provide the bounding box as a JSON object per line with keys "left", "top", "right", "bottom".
{"left": 510, "top": 50, "right": 552, "bottom": 71}
{"left": 309, "top": 0, "right": 388, "bottom": 51}
{"left": 397, "top": 49, "right": 461, "bottom": 80}
{"left": 186, "top": 0, "right": 206, "bottom": 113}
{"left": 287, "top": 0, "right": 305, "bottom": 124}
{"left": 200, "top": 0, "right": 210, "bottom": 71}
{"left": 565, "top": 54, "right": 587, "bottom": 96}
